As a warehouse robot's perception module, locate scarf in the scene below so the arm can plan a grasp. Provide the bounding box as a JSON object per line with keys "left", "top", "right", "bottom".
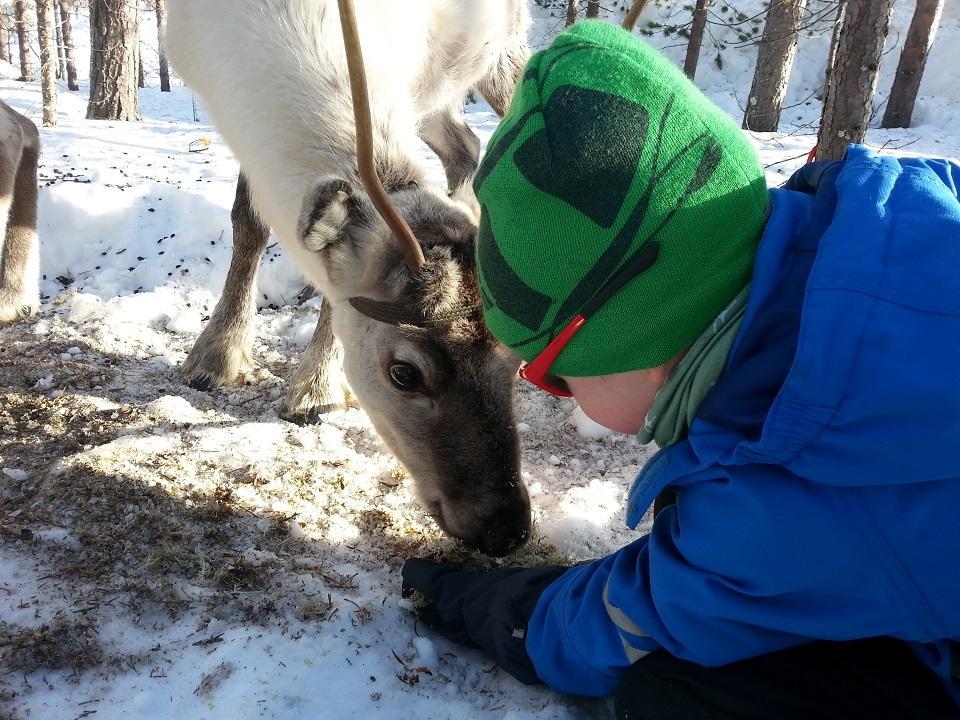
{"left": 637, "top": 284, "right": 751, "bottom": 448}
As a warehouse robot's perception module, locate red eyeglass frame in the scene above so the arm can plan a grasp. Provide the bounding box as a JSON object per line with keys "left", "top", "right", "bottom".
{"left": 518, "top": 241, "right": 661, "bottom": 398}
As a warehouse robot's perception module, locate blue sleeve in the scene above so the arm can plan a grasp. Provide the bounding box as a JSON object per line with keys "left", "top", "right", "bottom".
{"left": 896, "top": 155, "right": 960, "bottom": 200}
{"left": 524, "top": 463, "right": 913, "bottom": 697}
{"left": 524, "top": 536, "right": 661, "bottom": 696}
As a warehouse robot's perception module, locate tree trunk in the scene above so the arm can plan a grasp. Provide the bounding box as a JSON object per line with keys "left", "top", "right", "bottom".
{"left": 742, "top": 0, "right": 808, "bottom": 132}
{"left": 59, "top": 0, "right": 78, "bottom": 91}
{"left": 622, "top": 0, "right": 649, "bottom": 31}
{"left": 565, "top": 0, "right": 578, "bottom": 26}
{"left": 881, "top": 0, "right": 944, "bottom": 129}
{"left": 53, "top": 0, "right": 64, "bottom": 79}
{"left": 813, "top": 0, "right": 845, "bottom": 106}
{"left": 14, "top": 0, "right": 34, "bottom": 82}
{"left": 138, "top": 43, "right": 145, "bottom": 88}
{"left": 683, "top": 0, "right": 710, "bottom": 80}
{"left": 823, "top": 1, "right": 845, "bottom": 94}
{"left": 0, "top": 12, "right": 9, "bottom": 64}
{"left": 35, "top": 0, "right": 56, "bottom": 126}
{"left": 156, "top": 0, "right": 170, "bottom": 91}
{"left": 585, "top": 0, "right": 600, "bottom": 19}
{"left": 87, "top": 0, "right": 140, "bottom": 121}
{"left": 816, "top": 0, "right": 894, "bottom": 161}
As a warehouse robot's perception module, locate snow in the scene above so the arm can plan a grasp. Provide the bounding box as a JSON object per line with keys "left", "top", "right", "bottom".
{"left": 532, "top": 1, "right": 960, "bottom": 144}
{"left": 1, "top": 4, "right": 958, "bottom": 720}
{"left": 569, "top": 406, "right": 615, "bottom": 441}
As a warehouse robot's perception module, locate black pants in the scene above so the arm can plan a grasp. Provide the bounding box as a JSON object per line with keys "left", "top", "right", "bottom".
{"left": 614, "top": 637, "right": 960, "bottom": 720}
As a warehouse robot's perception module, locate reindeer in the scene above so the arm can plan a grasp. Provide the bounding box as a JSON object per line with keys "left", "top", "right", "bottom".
{"left": 164, "top": 0, "right": 532, "bottom": 555}
{"left": 0, "top": 100, "right": 39, "bottom": 325}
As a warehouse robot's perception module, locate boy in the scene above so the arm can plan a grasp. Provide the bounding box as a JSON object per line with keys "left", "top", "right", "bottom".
{"left": 401, "top": 20, "right": 960, "bottom": 719}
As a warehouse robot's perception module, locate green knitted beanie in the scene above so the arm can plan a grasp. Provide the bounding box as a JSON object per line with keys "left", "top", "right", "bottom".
{"left": 474, "top": 20, "right": 769, "bottom": 377}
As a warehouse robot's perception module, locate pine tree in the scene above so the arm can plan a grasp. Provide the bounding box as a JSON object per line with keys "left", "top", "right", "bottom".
{"left": 156, "top": 0, "right": 170, "bottom": 91}
{"left": 881, "top": 0, "right": 944, "bottom": 129}
{"left": 816, "top": 0, "right": 894, "bottom": 160}
{"left": 4, "top": 7, "right": 12, "bottom": 61}
{"left": 683, "top": 0, "right": 710, "bottom": 80}
{"left": 824, "top": 2, "right": 844, "bottom": 87}
{"left": 35, "top": 0, "right": 56, "bottom": 126}
{"left": 58, "top": 0, "right": 78, "bottom": 91}
{"left": 743, "top": 0, "right": 809, "bottom": 132}
{"left": 14, "top": 0, "right": 34, "bottom": 82}
{"left": 87, "top": 0, "right": 140, "bottom": 120}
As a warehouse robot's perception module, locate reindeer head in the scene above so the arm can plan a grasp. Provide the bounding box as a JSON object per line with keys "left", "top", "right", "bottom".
{"left": 299, "top": 179, "right": 530, "bottom": 556}
{"left": 287, "top": 0, "right": 530, "bottom": 556}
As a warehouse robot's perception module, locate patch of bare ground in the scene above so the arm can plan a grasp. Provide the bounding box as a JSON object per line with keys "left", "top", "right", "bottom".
{"left": 0, "top": 308, "right": 570, "bottom": 710}
{"left": 0, "top": 617, "right": 101, "bottom": 675}
{"left": 193, "top": 661, "right": 234, "bottom": 697}
{"left": 0, "top": 392, "right": 144, "bottom": 468}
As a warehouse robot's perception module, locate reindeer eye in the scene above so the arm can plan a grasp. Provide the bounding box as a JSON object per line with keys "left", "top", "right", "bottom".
{"left": 389, "top": 362, "right": 422, "bottom": 392}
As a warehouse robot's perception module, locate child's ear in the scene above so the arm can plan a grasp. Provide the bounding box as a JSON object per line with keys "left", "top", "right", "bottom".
{"left": 299, "top": 179, "right": 363, "bottom": 252}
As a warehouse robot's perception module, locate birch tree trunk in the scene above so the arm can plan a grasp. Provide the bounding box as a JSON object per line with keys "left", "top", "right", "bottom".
{"left": 683, "top": 0, "right": 710, "bottom": 80}
{"left": 87, "top": 0, "right": 140, "bottom": 121}
{"left": 58, "top": 0, "right": 78, "bottom": 91}
{"left": 742, "top": 0, "right": 808, "bottom": 132}
{"left": 14, "top": 0, "right": 34, "bottom": 82}
{"left": 816, "top": 0, "right": 894, "bottom": 160}
{"left": 881, "top": 0, "right": 944, "bottom": 129}
{"left": 53, "top": 0, "right": 64, "bottom": 79}
{"left": 35, "top": 0, "right": 56, "bottom": 126}
{"left": 156, "top": 0, "right": 170, "bottom": 91}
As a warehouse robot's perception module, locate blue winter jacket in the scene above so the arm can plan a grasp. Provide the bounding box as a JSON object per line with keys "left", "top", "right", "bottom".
{"left": 526, "top": 145, "right": 960, "bottom": 700}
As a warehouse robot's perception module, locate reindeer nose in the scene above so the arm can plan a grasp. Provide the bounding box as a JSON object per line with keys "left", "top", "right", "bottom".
{"left": 475, "top": 524, "right": 530, "bottom": 558}
{"left": 471, "top": 481, "right": 532, "bottom": 556}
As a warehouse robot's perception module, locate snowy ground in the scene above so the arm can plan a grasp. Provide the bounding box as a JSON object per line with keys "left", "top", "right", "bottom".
{"left": 0, "top": 67, "right": 647, "bottom": 720}
{"left": 2, "top": 4, "right": 959, "bottom": 720}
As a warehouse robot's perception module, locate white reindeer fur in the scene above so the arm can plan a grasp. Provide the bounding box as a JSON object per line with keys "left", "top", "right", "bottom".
{"left": 165, "top": 0, "right": 529, "bottom": 293}
{"left": 0, "top": 102, "right": 40, "bottom": 323}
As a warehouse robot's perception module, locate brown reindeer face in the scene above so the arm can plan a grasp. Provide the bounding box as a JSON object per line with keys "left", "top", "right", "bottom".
{"left": 299, "top": 179, "right": 530, "bottom": 556}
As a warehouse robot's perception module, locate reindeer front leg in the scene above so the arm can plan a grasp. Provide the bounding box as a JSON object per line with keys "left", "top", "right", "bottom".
{"left": 280, "top": 298, "right": 349, "bottom": 425}
{"left": 418, "top": 108, "right": 481, "bottom": 193}
{"left": 181, "top": 172, "right": 268, "bottom": 390}
{"left": 0, "top": 116, "right": 40, "bottom": 324}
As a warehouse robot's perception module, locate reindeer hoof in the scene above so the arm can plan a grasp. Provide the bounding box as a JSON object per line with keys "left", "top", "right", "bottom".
{"left": 187, "top": 374, "right": 217, "bottom": 392}
{"left": 280, "top": 402, "right": 347, "bottom": 426}
{"left": 180, "top": 347, "right": 246, "bottom": 391}
{"left": 0, "top": 297, "right": 37, "bottom": 324}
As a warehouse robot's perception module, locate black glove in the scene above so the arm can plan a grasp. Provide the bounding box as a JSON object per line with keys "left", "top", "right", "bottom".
{"left": 400, "top": 559, "right": 568, "bottom": 685}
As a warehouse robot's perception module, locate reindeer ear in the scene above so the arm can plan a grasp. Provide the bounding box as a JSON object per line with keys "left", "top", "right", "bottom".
{"left": 299, "top": 179, "right": 361, "bottom": 252}
{"left": 449, "top": 180, "right": 481, "bottom": 225}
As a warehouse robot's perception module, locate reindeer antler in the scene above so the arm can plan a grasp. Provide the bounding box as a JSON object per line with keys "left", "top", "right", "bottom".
{"left": 337, "top": 0, "right": 426, "bottom": 273}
